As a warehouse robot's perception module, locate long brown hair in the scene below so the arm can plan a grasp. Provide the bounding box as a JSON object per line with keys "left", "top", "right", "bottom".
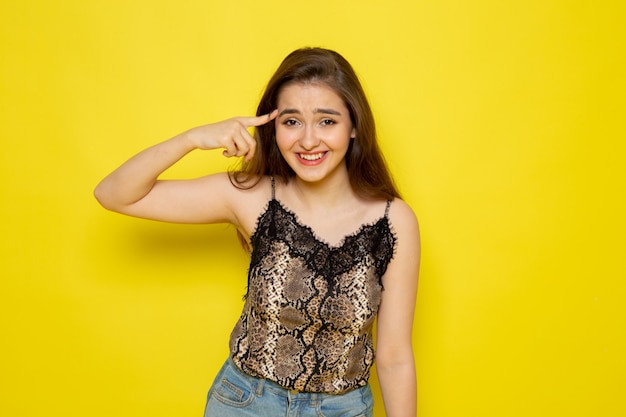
{"left": 230, "top": 47, "right": 400, "bottom": 201}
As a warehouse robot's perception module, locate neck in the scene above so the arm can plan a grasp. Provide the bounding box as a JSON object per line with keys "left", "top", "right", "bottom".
{"left": 290, "top": 175, "right": 356, "bottom": 209}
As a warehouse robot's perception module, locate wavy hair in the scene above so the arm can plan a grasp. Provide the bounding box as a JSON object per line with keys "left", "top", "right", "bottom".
{"left": 230, "top": 47, "right": 400, "bottom": 201}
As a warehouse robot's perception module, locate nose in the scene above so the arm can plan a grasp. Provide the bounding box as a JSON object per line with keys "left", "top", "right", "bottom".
{"left": 299, "top": 125, "right": 320, "bottom": 150}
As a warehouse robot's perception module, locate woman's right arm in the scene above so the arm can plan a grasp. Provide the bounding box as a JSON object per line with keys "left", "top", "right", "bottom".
{"left": 93, "top": 112, "right": 276, "bottom": 225}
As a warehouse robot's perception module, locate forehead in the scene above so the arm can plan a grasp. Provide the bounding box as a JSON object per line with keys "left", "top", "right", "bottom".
{"left": 277, "top": 82, "right": 346, "bottom": 109}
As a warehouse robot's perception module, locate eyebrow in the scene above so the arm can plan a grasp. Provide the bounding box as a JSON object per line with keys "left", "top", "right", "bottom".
{"left": 278, "top": 108, "right": 342, "bottom": 117}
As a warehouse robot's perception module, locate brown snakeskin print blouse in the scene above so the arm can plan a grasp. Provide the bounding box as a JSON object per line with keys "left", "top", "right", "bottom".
{"left": 229, "top": 179, "right": 397, "bottom": 394}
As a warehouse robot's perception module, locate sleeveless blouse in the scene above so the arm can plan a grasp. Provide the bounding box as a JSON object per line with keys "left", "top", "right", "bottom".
{"left": 229, "top": 179, "right": 397, "bottom": 394}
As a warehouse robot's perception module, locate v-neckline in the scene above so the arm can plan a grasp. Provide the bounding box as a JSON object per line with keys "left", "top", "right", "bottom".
{"left": 268, "top": 199, "right": 389, "bottom": 250}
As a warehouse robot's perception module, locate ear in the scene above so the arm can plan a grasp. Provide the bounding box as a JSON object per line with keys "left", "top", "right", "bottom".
{"left": 350, "top": 127, "right": 356, "bottom": 139}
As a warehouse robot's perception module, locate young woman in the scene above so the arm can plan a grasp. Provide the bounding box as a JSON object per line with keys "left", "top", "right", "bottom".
{"left": 95, "top": 47, "right": 420, "bottom": 417}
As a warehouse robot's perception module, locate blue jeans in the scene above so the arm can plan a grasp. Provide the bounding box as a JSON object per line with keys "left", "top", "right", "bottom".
{"left": 204, "top": 357, "right": 374, "bottom": 417}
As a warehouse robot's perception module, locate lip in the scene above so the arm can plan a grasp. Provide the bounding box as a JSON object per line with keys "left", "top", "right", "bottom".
{"left": 296, "top": 151, "right": 328, "bottom": 166}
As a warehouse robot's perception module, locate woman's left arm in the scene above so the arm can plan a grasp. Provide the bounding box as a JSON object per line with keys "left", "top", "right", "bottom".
{"left": 376, "top": 199, "right": 421, "bottom": 417}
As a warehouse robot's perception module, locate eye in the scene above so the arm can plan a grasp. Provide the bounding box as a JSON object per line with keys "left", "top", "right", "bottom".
{"left": 320, "top": 118, "right": 336, "bottom": 126}
{"left": 283, "top": 119, "right": 300, "bottom": 127}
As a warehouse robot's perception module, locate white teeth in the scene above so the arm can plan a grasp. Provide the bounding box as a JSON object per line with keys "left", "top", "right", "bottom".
{"left": 299, "top": 153, "right": 325, "bottom": 161}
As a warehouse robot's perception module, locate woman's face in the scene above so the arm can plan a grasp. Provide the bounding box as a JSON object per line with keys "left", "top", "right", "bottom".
{"left": 275, "top": 82, "right": 356, "bottom": 185}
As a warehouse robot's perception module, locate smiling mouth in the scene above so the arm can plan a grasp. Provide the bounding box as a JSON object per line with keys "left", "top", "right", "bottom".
{"left": 298, "top": 152, "right": 326, "bottom": 161}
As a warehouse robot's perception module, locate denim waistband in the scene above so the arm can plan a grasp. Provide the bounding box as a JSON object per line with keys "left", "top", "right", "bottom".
{"left": 227, "top": 356, "right": 356, "bottom": 399}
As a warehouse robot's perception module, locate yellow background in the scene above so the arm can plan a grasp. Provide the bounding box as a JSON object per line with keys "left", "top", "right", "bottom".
{"left": 1, "top": 1, "right": 624, "bottom": 416}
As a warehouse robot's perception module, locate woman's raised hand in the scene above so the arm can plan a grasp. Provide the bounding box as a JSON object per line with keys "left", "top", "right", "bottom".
{"left": 187, "top": 110, "right": 278, "bottom": 161}
{"left": 94, "top": 111, "right": 278, "bottom": 219}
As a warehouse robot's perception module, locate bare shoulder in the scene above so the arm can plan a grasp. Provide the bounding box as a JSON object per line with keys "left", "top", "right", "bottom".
{"left": 222, "top": 173, "right": 273, "bottom": 203}
{"left": 160, "top": 172, "right": 272, "bottom": 228}
{"left": 388, "top": 198, "right": 420, "bottom": 237}
{"left": 385, "top": 198, "right": 420, "bottom": 276}
{"left": 218, "top": 174, "right": 274, "bottom": 236}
